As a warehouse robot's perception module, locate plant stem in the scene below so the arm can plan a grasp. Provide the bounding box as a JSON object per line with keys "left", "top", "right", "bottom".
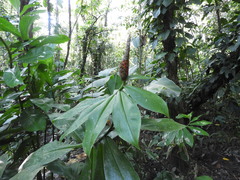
{"left": 0, "top": 37, "right": 13, "bottom": 68}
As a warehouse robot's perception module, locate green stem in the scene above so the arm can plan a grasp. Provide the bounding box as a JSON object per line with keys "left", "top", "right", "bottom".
{"left": 0, "top": 37, "right": 13, "bottom": 68}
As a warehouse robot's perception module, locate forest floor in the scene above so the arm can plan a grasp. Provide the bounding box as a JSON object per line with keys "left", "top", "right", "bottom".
{"left": 138, "top": 128, "right": 240, "bottom": 180}
{"left": 136, "top": 115, "right": 240, "bottom": 180}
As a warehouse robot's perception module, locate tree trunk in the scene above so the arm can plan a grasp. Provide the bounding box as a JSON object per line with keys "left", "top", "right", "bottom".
{"left": 186, "top": 46, "right": 240, "bottom": 112}
{"left": 47, "top": 0, "right": 51, "bottom": 35}
{"left": 162, "top": 5, "right": 179, "bottom": 85}
{"left": 64, "top": 0, "right": 72, "bottom": 69}
{"left": 54, "top": 0, "right": 61, "bottom": 71}
{"left": 80, "top": 34, "right": 89, "bottom": 77}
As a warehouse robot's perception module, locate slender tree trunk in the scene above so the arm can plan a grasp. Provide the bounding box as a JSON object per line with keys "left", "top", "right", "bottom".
{"left": 215, "top": 0, "right": 222, "bottom": 34}
{"left": 64, "top": 0, "right": 72, "bottom": 68}
{"left": 54, "top": 0, "right": 61, "bottom": 71}
{"left": 47, "top": 0, "right": 51, "bottom": 35}
{"left": 80, "top": 34, "right": 89, "bottom": 77}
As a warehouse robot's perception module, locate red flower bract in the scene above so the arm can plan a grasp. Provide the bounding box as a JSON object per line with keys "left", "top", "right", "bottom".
{"left": 119, "top": 59, "right": 129, "bottom": 81}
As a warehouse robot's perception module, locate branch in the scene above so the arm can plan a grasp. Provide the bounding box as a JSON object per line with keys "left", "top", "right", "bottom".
{"left": 123, "top": 34, "right": 131, "bottom": 61}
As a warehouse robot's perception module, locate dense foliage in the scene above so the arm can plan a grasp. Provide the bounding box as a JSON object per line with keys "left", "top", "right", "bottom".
{"left": 0, "top": 0, "right": 239, "bottom": 179}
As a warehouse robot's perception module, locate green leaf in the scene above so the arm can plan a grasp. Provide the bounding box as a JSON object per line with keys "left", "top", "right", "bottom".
{"left": 175, "top": 129, "right": 184, "bottom": 144}
{"left": 83, "top": 95, "right": 115, "bottom": 156}
{"left": 19, "top": 108, "right": 47, "bottom": 132}
{"left": 160, "top": 30, "right": 170, "bottom": 40}
{"left": 195, "top": 176, "right": 213, "bottom": 180}
{"left": 156, "top": 52, "right": 167, "bottom": 60}
{"left": 83, "top": 76, "right": 110, "bottom": 91}
{"left": 103, "top": 138, "right": 140, "bottom": 180}
{"left": 188, "top": 126, "right": 209, "bottom": 136}
{"left": 112, "top": 91, "right": 141, "bottom": 148}
{"left": 176, "top": 112, "right": 192, "bottom": 120}
{"left": 145, "top": 77, "right": 181, "bottom": 97}
{"left": 30, "top": 35, "right": 70, "bottom": 47}
{"left": 176, "top": 37, "right": 186, "bottom": 47}
{"left": 98, "top": 67, "right": 117, "bottom": 77}
{"left": 128, "top": 75, "right": 151, "bottom": 80}
{"left": 182, "top": 128, "right": 194, "bottom": 147}
{"left": 190, "top": 115, "right": 202, "bottom": 122}
{"left": 0, "top": 154, "right": 9, "bottom": 178}
{"left": 17, "top": 46, "right": 54, "bottom": 63}
{"left": 106, "top": 75, "right": 123, "bottom": 94}
{"left": 190, "top": 120, "right": 212, "bottom": 126}
{"left": 0, "top": 17, "right": 21, "bottom": 37}
{"left": 3, "top": 66, "right": 24, "bottom": 88}
{"left": 141, "top": 118, "right": 186, "bottom": 132}
{"left": 0, "top": 92, "right": 22, "bottom": 106}
{"left": 163, "top": 131, "right": 178, "bottom": 145}
{"left": 20, "top": 3, "right": 39, "bottom": 16}
{"left": 10, "top": 167, "right": 42, "bottom": 180}
{"left": 167, "top": 53, "right": 175, "bottom": 62}
{"left": 58, "top": 97, "right": 106, "bottom": 139}
{"left": 162, "top": 0, "right": 173, "bottom": 7}
{"left": 9, "top": 0, "right": 20, "bottom": 12}
{"left": 125, "top": 86, "right": 169, "bottom": 117}
{"left": 132, "top": 36, "right": 141, "bottom": 48}
{"left": 153, "top": 8, "right": 161, "bottom": 18}
{"left": 90, "top": 144, "right": 105, "bottom": 180}
{"left": 10, "top": 141, "right": 79, "bottom": 180}
{"left": 31, "top": 98, "right": 54, "bottom": 112}
{"left": 52, "top": 104, "right": 70, "bottom": 112}
{"left": 19, "top": 14, "right": 39, "bottom": 40}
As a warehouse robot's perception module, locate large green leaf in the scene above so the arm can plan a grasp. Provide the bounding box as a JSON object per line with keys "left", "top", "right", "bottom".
{"left": 31, "top": 98, "right": 70, "bottom": 112}
{"left": 83, "top": 95, "right": 115, "bottom": 156}
{"left": 19, "top": 15, "right": 39, "bottom": 40}
{"left": 106, "top": 75, "right": 123, "bottom": 94}
{"left": 90, "top": 144, "right": 105, "bottom": 180}
{"left": 0, "top": 17, "right": 21, "bottom": 37}
{"left": 103, "top": 138, "right": 140, "bottom": 180}
{"left": 10, "top": 167, "right": 42, "bottom": 180}
{"left": 0, "top": 153, "right": 9, "bottom": 178}
{"left": 30, "top": 98, "right": 54, "bottom": 112}
{"left": 141, "top": 118, "right": 185, "bottom": 132}
{"left": 83, "top": 76, "right": 110, "bottom": 91}
{"left": 3, "top": 66, "right": 24, "bottom": 88}
{"left": 145, "top": 77, "right": 181, "bottom": 97}
{"left": 125, "top": 86, "right": 169, "bottom": 117}
{"left": 17, "top": 46, "right": 54, "bottom": 63}
{"left": 30, "top": 35, "right": 70, "bottom": 47}
{"left": 19, "top": 108, "right": 47, "bottom": 132}
{"left": 112, "top": 91, "right": 141, "bottom": 148}
{"left": 58, "top": 97, "right": 106, "bottom": 139}
{"left": 10, "top": 141, "right": 79, "bottom": 180}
